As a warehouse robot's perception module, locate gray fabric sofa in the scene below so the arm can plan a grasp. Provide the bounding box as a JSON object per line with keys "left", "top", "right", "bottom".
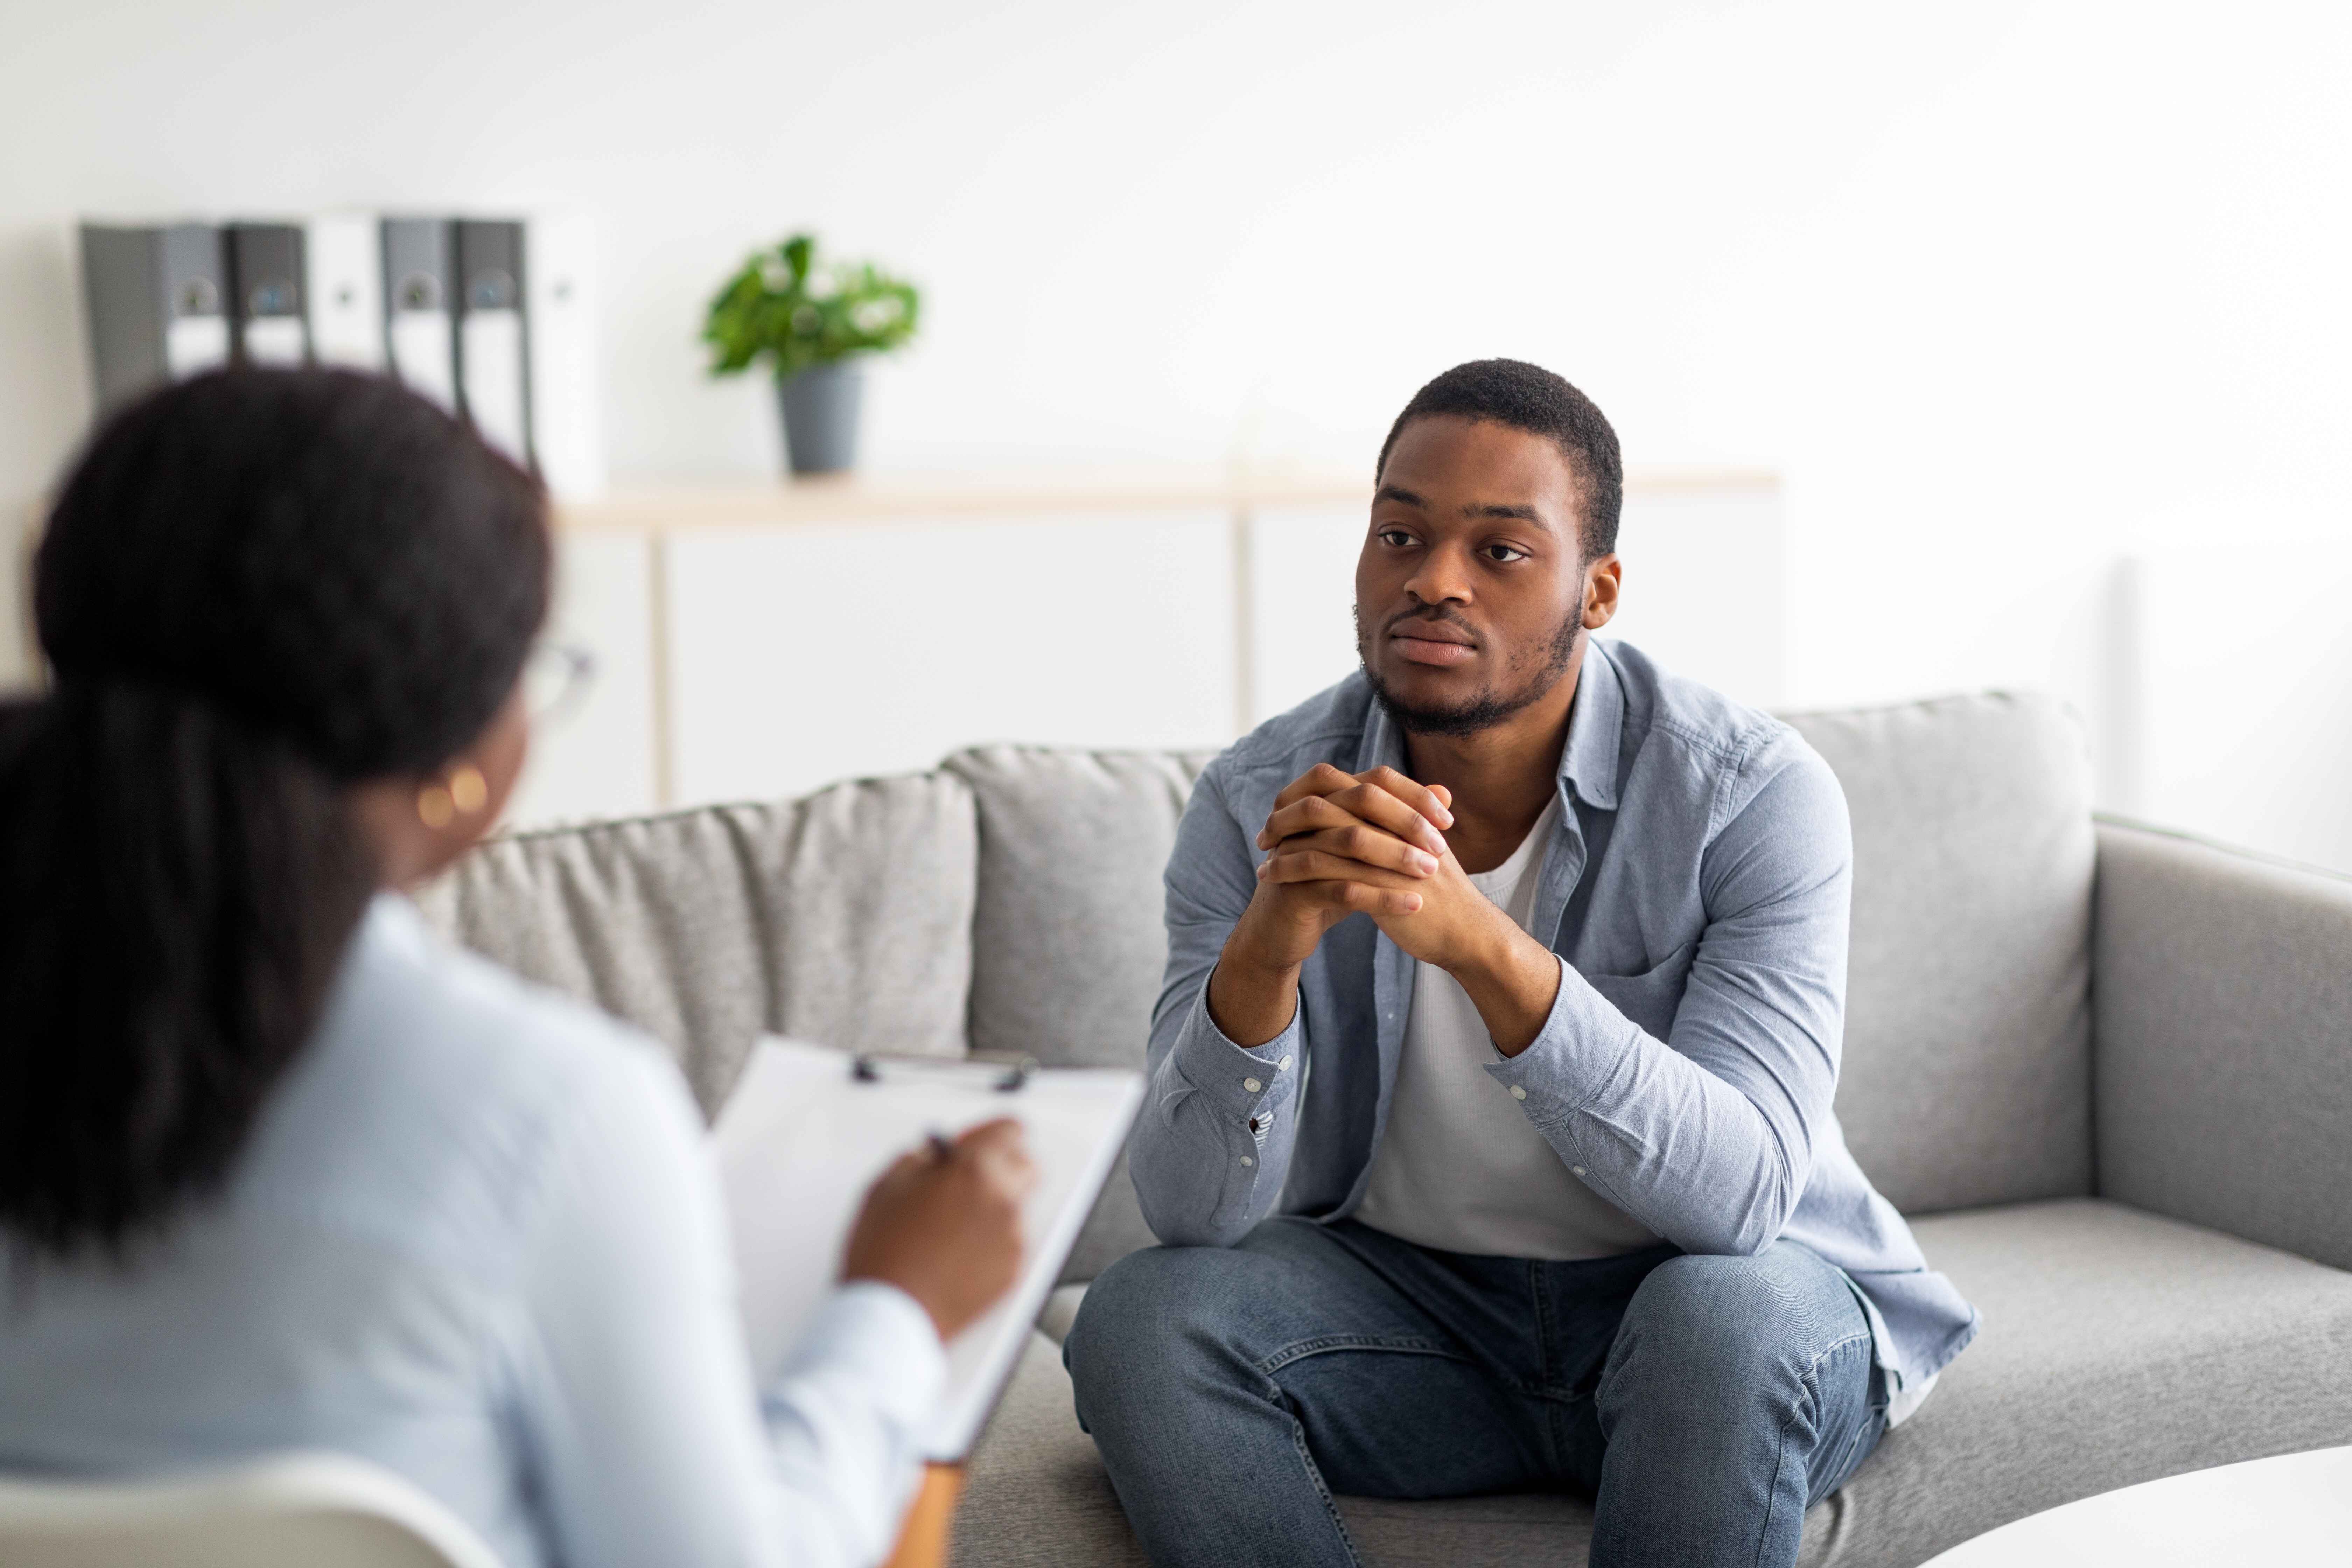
{"left": 416, "top": 689, "right": 2352, "bottom": 1566}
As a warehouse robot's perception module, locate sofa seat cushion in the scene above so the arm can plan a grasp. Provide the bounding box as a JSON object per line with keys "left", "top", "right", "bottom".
{"left": 955, "top": 1325, "right": 1147, "bottom": 1568}
{"left": 959, "top": 1200, "right": 2352, "bottom": 1567}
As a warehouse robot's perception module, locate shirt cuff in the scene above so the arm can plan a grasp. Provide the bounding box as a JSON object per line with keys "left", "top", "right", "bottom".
{"left": 1173, "top": 967, "right": 1304, "bottom": 1123}
{"left": 780, "top": 1280, "right": 949, "bottom": 1432}
{"left": 1482, "top": 955, "right": 1642, "bottom": 1122}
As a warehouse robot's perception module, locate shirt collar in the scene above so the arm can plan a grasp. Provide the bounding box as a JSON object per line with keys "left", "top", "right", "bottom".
{"left": 1353, "top": 637, "right": 1625, "bottom": 811}
{"left": 1561, "top": 639, "right": 1625, "bottom": 810}
{"left": 1356, "top": 684, "right": 1407, "bottom": 775}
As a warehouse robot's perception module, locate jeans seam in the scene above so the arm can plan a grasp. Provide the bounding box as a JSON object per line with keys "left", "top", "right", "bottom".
{"left": 1255, "top": 1334, "right": 1464, "bottom": 1377}
{"left": 1753, "top": 1331, "right": 1874, "bottom": 1568}
{"left": 1284, "top": 1402, "right": 1366, "bottom": 1568}
{"left": 1822, "top": 1404, "right": 1882, "bottom": 1499}
{"left": 1528, "top": 1258, "right": 1571, "bottom": 1468}
{"left": 1255, "top": 1334, "right": 1457, "bottom": 1566}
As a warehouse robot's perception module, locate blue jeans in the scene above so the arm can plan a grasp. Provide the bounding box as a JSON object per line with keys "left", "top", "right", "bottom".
{"left": 1065, "top": 1219, "right": 1885, "bottom": 1568}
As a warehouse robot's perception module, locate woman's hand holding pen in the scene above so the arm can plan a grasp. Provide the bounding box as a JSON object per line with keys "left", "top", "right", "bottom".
{"left": 842, "top": 1119, "right": 1037, "bottom": 1342}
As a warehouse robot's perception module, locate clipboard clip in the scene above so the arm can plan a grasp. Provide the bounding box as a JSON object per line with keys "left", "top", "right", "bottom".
{"left": 851, "top": 1052, "right": 1039, "bottom": 1093}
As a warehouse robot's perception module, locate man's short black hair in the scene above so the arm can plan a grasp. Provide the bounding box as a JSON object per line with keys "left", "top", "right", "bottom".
{"left": 1375, "top": 359, "right": 1622, "bottom": 559}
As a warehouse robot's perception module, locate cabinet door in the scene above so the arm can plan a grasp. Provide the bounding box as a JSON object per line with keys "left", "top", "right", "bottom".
{"left": 1249, "top": 504, "right": 1368, "bottom": 724}
{"left": 506, "top": 527, "right": 659, "bottom": 828}
{"left": 667, "top": 510, "right": 1237, "bottom": 804}
{"left": 1600, "top": 486, "right": 1787, "bottom": 710}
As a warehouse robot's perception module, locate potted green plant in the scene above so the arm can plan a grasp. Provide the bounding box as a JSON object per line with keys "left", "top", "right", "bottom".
{"left": 702, "top": 233, "right": 920, "bottom": 475}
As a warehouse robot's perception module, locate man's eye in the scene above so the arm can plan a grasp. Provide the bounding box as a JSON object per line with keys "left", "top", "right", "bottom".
{"left": 1483, "top": 544, "right": 1528, "bottom": 563}
{"left": 1377, "top": 529, "right": 1415, "bottom": 548}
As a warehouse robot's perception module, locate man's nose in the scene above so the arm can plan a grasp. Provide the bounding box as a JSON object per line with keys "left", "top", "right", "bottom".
{"left": 1403, "top": 542, "right": 1474, "bottom": 606}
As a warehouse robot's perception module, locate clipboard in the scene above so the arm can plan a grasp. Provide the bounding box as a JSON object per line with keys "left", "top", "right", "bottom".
{"left": 712, "top": 1036, "right": 1144, "bottom": 1462}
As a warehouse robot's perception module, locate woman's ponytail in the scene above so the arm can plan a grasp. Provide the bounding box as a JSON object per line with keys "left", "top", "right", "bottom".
{"left": 0, "top": 682, "right": 372, "bottom": 1254}
{"left": 1, "top": 368, "right": 548, "bottom": 1258}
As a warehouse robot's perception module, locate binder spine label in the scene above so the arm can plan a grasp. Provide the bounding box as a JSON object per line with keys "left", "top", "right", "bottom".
{"left": 240, "top": 316, "right": 307, "bottom": 367}
{"left": 164, "top": 316, "right": 231, "bottom": 378}
{"left": 460, "top": 309, "right": 530, "bottom": 464}
{"left": 390, "top": 311, "right": 457, "bottom": 412}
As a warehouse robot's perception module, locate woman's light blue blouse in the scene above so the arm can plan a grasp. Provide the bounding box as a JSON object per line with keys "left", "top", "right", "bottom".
{"left": 0, "top": 895, "right": 945, "bottom": 1567}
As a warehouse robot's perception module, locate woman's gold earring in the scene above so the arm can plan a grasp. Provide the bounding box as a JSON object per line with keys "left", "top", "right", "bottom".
{"left": 448, "top": 765, "right": 489, "bottom": 815}
{"left": 418, "top": 765, "right": 489, "bottom": 830}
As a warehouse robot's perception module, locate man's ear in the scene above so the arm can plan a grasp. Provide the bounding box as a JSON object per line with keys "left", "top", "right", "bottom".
{"left": 1582, "top": 553, "right": 1623, "bottom": 631}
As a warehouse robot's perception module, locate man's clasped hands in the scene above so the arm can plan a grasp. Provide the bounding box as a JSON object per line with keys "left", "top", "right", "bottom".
{"left": 1212, "top": 764, "right": 1568, "bottom": 1058}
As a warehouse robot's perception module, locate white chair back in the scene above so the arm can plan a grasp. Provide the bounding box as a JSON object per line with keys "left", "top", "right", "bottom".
{"left": 0, "top": 1450, "right": 505, "bottom": 1568}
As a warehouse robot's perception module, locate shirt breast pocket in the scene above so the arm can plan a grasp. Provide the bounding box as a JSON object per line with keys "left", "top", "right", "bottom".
{"left": 1581, "top": 941, "right": 1698, "bottom": 1040}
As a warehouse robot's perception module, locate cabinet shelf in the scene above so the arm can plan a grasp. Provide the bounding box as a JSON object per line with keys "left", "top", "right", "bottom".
{"left": 554, "top": 465, "right": 1779, "bottom": 533}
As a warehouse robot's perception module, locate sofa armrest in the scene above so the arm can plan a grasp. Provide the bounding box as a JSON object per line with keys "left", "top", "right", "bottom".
{"left": 2094, "top": 820, "right": 2352, "bottom": 1270}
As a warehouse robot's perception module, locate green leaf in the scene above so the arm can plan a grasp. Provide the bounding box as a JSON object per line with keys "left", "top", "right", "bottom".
{"left": 700, "top": 232, "right": 923, "bottom": 379}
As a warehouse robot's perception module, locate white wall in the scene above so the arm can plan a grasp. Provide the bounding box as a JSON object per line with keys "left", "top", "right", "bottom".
{"left": 5, "top": 2, "right": 2350, "bottom": 858}
{"left": 2121, "top": 541, "right": 2352, "bottom": 873}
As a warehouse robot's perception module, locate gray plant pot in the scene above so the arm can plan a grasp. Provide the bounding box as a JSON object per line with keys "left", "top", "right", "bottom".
{"left": 775, "top": 360, "right": 864, "bottom": 475}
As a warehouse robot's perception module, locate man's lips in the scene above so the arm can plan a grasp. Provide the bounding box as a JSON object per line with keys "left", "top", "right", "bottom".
{"left": 1387, "top": 619, "right": 1477, "bottom": 667}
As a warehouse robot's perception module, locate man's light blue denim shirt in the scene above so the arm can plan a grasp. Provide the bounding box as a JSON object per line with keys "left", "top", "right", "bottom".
{"left": 1130, "top": 639, "right": 1980, "bottom": 1399}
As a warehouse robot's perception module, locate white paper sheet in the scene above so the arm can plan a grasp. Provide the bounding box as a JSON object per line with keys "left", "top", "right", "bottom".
{"left": 712, "top": 1037, "right": 1143, "bottom": 1460}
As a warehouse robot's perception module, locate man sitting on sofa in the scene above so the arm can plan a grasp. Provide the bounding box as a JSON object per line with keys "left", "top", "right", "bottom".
{"left": 1064, "top": 359, "right": 1978, "bottom": 1568}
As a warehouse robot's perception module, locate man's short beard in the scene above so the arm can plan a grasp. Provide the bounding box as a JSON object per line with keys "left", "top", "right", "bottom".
{"left": 1356, "top": 606, "right": 1584, "bottom": 739}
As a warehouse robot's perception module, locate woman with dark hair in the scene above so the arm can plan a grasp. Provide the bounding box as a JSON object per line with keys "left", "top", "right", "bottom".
{"left": 0, "top": 369, "right": 1030, "bottom": 1567}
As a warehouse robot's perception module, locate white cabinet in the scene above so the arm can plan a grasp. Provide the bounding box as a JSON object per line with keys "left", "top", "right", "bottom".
{"left": 1247, "top": 504, "right": 1367, "bottom": 725}
{"left": 1599, "top": 484, "right": 1788, "bottom": 710}
{"left": 507, "top": 528, "right": 659, "bottom": 827}
{"left": 506, "top": 471, "right": 1785, "bottom": 831}
{"left": 666, "top": 509, "right": 1235, "bottom": 804}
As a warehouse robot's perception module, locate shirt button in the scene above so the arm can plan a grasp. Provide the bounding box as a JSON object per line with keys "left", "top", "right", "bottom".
{"left": 1278, "top": 1056, "right": 1294, "bottom": 1071}
{"left": 1570, "top": 1165, "right": 1587, "bottom": 1176}
{"left": 1243, "top": 1077, "right": 1262, "bottom": 1093}
{"left": 1509, "top": 1085, "right": 1528, "bottom": 1101}
{"left": 1240, "top": 1155, "right": 1255, "bottom": 1167}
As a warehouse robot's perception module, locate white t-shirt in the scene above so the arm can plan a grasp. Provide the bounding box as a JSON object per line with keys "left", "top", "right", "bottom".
{"left": 1355, "top": 795, "right": 1664, "bottom": 1261}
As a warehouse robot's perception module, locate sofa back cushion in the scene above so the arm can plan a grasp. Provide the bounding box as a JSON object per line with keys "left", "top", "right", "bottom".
{"left": 420, "top": 690, "right": 2093, "bottom": 1287}
{"left": 948, "top": 746, "right": 1216, "bottom": 1066}
{"left": 416, "top": 773, "right": 977, "bottom": 1117}
{"left": 956, "top": 692, "right": 2095, "bottom": 1275}
{"left": 948, "top": 746, "right": 1216, "bottom": 1280}
{"left": 1782, "top": 692, "right": 2095, "bottom": 1211}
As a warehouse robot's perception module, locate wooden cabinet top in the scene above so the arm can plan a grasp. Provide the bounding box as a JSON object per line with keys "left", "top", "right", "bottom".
{"left": 555, "top": 465, "right": 1778, "bottom": 533}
